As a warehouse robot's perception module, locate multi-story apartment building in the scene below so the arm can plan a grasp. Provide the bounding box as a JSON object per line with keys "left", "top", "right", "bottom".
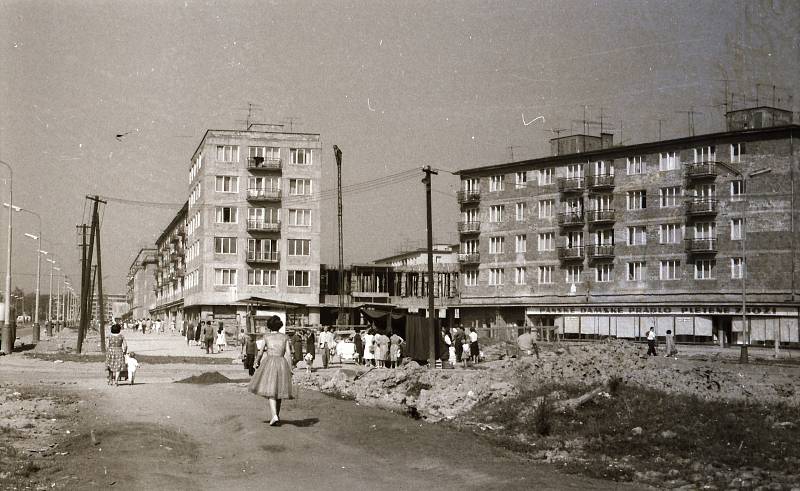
{"left": 125, "top": 248, "right": 158, "bottom": 320}
{"left": 151, "top": 204, "right": 188, "bottom": 325}
{"left": 91, "top": 293, "right": 129, "bottom": 323}
{"left": 177, "top": 126, "right": 323, "bottom": 331}
{"left": 455, "top": 106, "right": 799, "bottom": 346}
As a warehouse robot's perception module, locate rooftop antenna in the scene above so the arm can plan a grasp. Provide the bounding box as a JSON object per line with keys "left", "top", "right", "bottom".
{"left": 283, "top": 116, "right": 302, "bottom": 132}
{"left": 235, "top": 103, "right": 263, "bottom": 130}
{"left": 652, "top": 118, "right": 667, "bottom": 141}
{"left": 675, "top": 106, "right": 702, "bottom": 137}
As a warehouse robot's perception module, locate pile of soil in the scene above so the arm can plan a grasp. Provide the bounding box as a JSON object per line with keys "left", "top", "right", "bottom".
{"left": 175, "top": 371, "right": 233, "bottom": 385}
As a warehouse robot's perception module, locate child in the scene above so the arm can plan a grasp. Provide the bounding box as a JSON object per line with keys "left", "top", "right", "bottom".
{"left": 303, "top": 351, "right": 314, "bottom": 374}
{"left": 124, "top": 352, "right": 140, "bottom": 385}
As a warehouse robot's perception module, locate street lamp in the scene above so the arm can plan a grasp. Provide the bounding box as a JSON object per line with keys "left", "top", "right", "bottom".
{"left": 0, "top": 160, "right": 12, "bottom": 354}
{"left": 8, "top": 203, "right": 45, "bottom": 342}
{"left": 46, "top": 258, "right": 57, "bottom": 328}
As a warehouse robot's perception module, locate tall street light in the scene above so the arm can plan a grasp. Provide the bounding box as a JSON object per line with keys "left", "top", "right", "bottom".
{"left": 6, "top": 203, "right": 44, "bottom": 343}
{"left": 0, "top": 160, "right": 12, "bottom": 354}
{"left": 46, "top": 258, "right": 57, "bottom": 328}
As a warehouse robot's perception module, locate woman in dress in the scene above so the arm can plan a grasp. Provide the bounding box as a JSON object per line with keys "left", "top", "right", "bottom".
{"left": 106, "top": 323, "right": 128, "bottom": 386}
{"left": 362, "top": 328, "right": 376, "bottom": 367}
{"left": 389, "top": 332, "right": 404, "bottom": 368}
{"left": 248, "top": 316, "right": 294, "bottom": 426}
{"left": 374, "top": 330, "right": 390, "bottom": 368}
{"left": 215, "top": 325, "right": 227, "bottom": 352}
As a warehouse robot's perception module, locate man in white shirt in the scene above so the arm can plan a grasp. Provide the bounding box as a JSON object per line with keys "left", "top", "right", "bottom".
{"left": 646, "top": 327, "right": 657, "bottom": 357}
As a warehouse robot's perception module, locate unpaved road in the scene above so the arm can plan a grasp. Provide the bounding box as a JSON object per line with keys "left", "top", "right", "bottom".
{"left": 0, "top": 355, "right": 632, "bottom": 490}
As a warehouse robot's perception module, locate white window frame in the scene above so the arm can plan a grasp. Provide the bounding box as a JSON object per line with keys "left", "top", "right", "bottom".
{"left": 515, "top": 267, "right": 526, "bottom": 285}
{"left": 659, "top": 260, "right": 680, "bottom": 280}
{"left": 595, "top": 264, "right": 613, "bottom": 282}
{"left": 288, "top": 209, "right": 311, "bottom": 226}
{"left": 565, "top": 265, "right": 583, "bottom": 284}
{"left": 215, "top": 206, "right": 238, "bottom": 224}
{"left": 538, "top": 266, "right": 553, "bottom": 284}
{"left": 215, "top": 175, "right": 239, "bottom": 193}
{"left": 287, "top": 239, "right": 311, "bottom": 256}
{"left": 626, "top": 190, "right": 646, "bottom": 210}
{"left": 464, "top": 269, "right": 479, "bottom": 286}
{"left": 730, "top": 218, "right": 743, "bottom": 240}
{"left": 489, "top": 236, "right": 505, "bottom": 254}
{"left": 627, "top": 261, "right": 646, "bottom": 282}
{"left": 538, "top": 199, "right": 554, "bottom": 218}
{"left": 290, "top": 148, "right": 313, "bottom": 165}
{"left": 730, "top": 180, "right": 745, "bottom": 201}
{"left": 659, "top": 186, "right": 681, "bottom": 208}
{"left": 659, "top": 151, "right": 678, "bottom": 171}
{"left": 515, "top": 235, "right": 526, "bottom": 253}
{"left": 287, "top": 270, "right": 310, "bottom": 287}
{"left": 538, "top": 232, "right": 554, "bottom": 251}
{"left": 463, "top": 178, "right": 479, "bottom": 193}
{"left": 659, "top": 223, "right": 682, "bottom": 244}
{"left": 288, "top": 179, "right": 312, "bottom": 196}
{"left": 247, "top": 269, "right": 278, "bottom": 287}
{"left": 489, "top": 175, "right": 504, "bottom": 192}
{"left": 214, "top": 237, "right": 237, "bottom": 254}
{"left": 730, "top": 257, "right": 745, "bottom": 279}
{"left": 515, "top": 202, "right": 526, "bottom": 221}
{"left": 538, "top": 168, "right": 554, "bottom": 185}
{"left": 694, "top": 259, "right": 715, "bottom": 280}
{"left": 515, "top": 171, "right": 528, "bottom": 188}
{"left": 627, "top": 226, "right": 647, "bottom": 246}
{"left": 626, "top": 156, "right": 645, "bottom": 175}
{"left": 489, "top": 205, "right": 504, "bottom": 223}
{"left": 731, "top": 143, "right": 745, "bottom": 164}
{"left": 216, "top": 145, "right": 239, "bottom": 163}
{"left": 214, "top": 268, "right": 238, "bottom": 286}
{"left": 488, "top": 268, "right": 504, "bottom": 286}
{"left": 693, "top": 145, "right": 716, "bottom": 163}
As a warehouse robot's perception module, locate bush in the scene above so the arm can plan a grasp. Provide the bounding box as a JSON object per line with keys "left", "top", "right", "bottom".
{"left": 533, "top": 395, "right": 553, "bottom": 436}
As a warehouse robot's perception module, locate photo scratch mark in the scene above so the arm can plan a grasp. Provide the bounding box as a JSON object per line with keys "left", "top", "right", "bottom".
{"left": 367, "top": 98, "right": 376, "bottom": 112}
{"left": 522, "top": 114, "right": 545, "bottom": 126}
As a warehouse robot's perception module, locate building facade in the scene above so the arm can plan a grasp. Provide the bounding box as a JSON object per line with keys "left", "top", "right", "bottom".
{"left": 151, "top": 204, "right": 188, "bottom": 325}
{"left": 455, "top": 107, "right": 799, "bottom": 346}
{"left": 126, "top": 248, "right": 158, "bottom": 320}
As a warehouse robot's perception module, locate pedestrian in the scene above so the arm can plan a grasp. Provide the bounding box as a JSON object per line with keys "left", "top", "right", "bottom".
{"left": 248, "top": 315, "right": 294, "bottom": 426}
{"left": 363, "top": 328, "right": 376, "bottom": 367}
{"left": 374, "top": 330, "right": 390, "bottom": 368}
{"left": 353, "top": 330, "right": 364, "bottom": 365}
{"left": 187, "top": 322, "right": 195, "bottom": 346}
{"left": 216, "top": 324, "right": 227, "bottom": 352}
{"left": 469, "top": 327, "right": 480, "bottom": 364}
{"left": 664, "top": 329, "right": 677, "bottom": 357}
{"left": 170, "top": 319, "right": 176, "bottom": 334}
{"left": 243, "top": 333, "right": 257, "bottom": 376}
{"left": 319, "top": 327, "right": 336, "bottom": 369}
{"left": 194, "top": 320, "right": 202, "bottom": 345}
{"left": 443, "top": 328, "right": 456, "bottom": 368}
{"left": 453, "top": 326, "right": 465, "bottom": 363}
{"left": 291, "top": 331, "right": 303, "bottom": 367}
{"left": 516, "top": 328, "right": 537, "bottom": 358}
{"left": 389, "top": 331, "right": 404, "bottom": 368}
{"left": 304, "top": 329, "right": 316, "bottom": 369}
{"left": 124, "top": 352, "right": 139, "bottom": 385}
{"left": 105, "top": 322, "right": 128, "bottom": 386}
{"left": 205, "top": 321, "right": 215, "bottom": 354}
{"left": 646, "top": 326, "right": 658, "bottom": 357}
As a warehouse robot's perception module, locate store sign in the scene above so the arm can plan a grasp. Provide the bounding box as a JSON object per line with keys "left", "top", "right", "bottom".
{"left": 525, "top": 305, "right": 797, "bottom": 317}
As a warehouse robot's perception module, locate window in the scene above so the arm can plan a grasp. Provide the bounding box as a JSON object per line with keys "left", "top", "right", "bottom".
{"left": 730, "top": 180, "right": 745, "bottom": 201}
{"left": 538, "top": 168, "right": 554, "bottom": 185}
{"left": 464, "top": 269, "right": 479, "bottom": 286}
{"left": 249, "top": 207, "right": 280, "bottom": 224}
{"left": 214, "top": 237, "right": 237, "bottom": 254}
{"left": 538, "top": 266, "right": 553, "bottom": 284}
{"left": 694, "top": 146, "right": 716, "bottom": 163}
{"left": 627, "top": 190, "right": 646, "bottom": 210}
{"left": 627, "top": 226, "right": 647, "bottom": 246}
{"left": 489, "top": 205, "right": 504, "bottom": 222}
{"left": 594, "top": 228, "right": 614, "bottom": 246}
{"left": 660, "top": 260, "right": 680, "bottom": 280}
{"left": 248, "top": 269, "right": 278, "bottom": 287}
{"left": 288, "top": 209, "right": 311, "bottom": 226}
{"left": 659, "top": 224, "right": 682, "bottom": 244}
{"left": 288, "top": 179, "right": 312, "bottom": 195}
{"left": 489, "top": 268, "right": 504, "bottom": 286}
{"left": 627, "top": 261, "right": 646, "bottom": 281}
{"left": 215, "top": 206, "right": 238, "bottom": 223}
{"left": 566, "top": 265, "right": 583, "bottom": 284}
{"left": 731, "top": 257, "right": 745, "bottom": 279}
{"left": 489, "top": 236, "right": 504, "bottom": 254}
{"left": 489, "top": 175, "right": 504, "bottom": 192}
{"left": 538, "top": 232, "right": 554, "bottom": 251}
{"left": 659, "top": 151, "right": 678, "bottom": 171}
{"left": 595, "top": 264, "right": 613, "bottom": 282}
{"left": 659, "top": 186, "right": 681, "bottom": 208}
{"left": 566, "top": 163, "right": 584, "bottom": 179}
{"left": 461, "top": 239, "right": 478, "bottom": 254}
{"left": 566, "top": 231, "right": 583, "bottom": 248}
{"left": 564, "top": 198, "right": 582, "bottom": 215}
{"left": 215, "top": 176, "right": 239, "bottom": 193}
{"left": 290, "top": 148, "right": 313, "bottom": 165}
{"left": 538, "top": 199, "right": 554, "bottom": 218}
{"left": 591, "top": 194, "right": 612, "bottom": 211}
{"left": 731, "top": 143, "right": 746, "bottom": 163}
{"left": 515, "top": 235, "right": 526, "bottom": 253}
{"left": 464, "top": 208, "right": 479, "bottom": 223}
{"left": 694, "top": 221, "right": 716, "bottom": 239}
{"left": 287, "top": 270, "right": 310, "bottom": 287}
{"left": 463, "top": 178, "right": 479, "bottom": 193}
{"left": 249, "top": 176, "right": 280, "bottom": 192}
{"left": 216, "top": 145, "right": 239, "bottom": 162}
{"left": 515, "top": 172, "right": 528, "bottom": 188}
{"left": 694, "top": 259, "right": 715, "bottom": 280}
{"left": 730, "top": 218, "right": 743, "bottom": 240}
{"left": 287, "top": 239, "right": 311, "bottom": 256}
{"left": 214, "top": 268, "right": 237, "bottom": 286}
{"left": 627, "top": 156, "right": 645, "bottom": 175}
{"left": 515, "top": 202, "right": 526, "bottom": 221}
{"left": 515, "top": 267, "right": 526, "bottom": 285}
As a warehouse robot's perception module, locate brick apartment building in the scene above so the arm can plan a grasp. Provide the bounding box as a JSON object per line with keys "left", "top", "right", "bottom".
{"left": 455, "top": 106, "right": 800, "bottom": 346}
{"left": 144, "top": 125, "right": 323, "bottom": 333}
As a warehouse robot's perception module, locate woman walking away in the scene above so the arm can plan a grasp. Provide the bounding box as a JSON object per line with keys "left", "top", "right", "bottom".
{"left": 389, "top": 331, "right": 404, "bottom": 368}
{"left": 194, "top": 320, "right": 202, "bottom": 346}
{"left": 304, "top": 330, "right": 316, "bottom": 369}
{"left": 248, "top": 316, "right": 294, "bottom": 426}
{"left": 363, "top": 328, "right": 376, "bottom": 367}
{"left": 106, "top": 322, "right": 128, "bottom": 386}
{"left": 374, "top": 330, "right": 390, "bottom": 368}
{"left": 469, "top": 327, "right": 480, "bottom": 364}
{"left": 215, "top": 324, "right": 227, "bottom": 352}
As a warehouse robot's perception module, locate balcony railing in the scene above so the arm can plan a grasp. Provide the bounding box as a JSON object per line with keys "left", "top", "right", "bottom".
{"left": 685, "top": 237, "right": 718, "bottom": 253}
{"left": 457, "top": 191, "right": 481, "bottom": 204}
{"left": 686, "top": 199, "right": 718, "bottom": 215}
{"left": 686, "top": 161, "right": 718, "bottom": 179}
{"left": 557, "top": 212, "right": 584, "bottom": 227}
{"left": 586, "top": 209, "right": 615, "bottom": 223}
{"left": 587, "top": 174, "right": 615, "bottom": 189}
{"left": 247, "top": 157, "right": 282, "bottom": 170}
{"left": 587, "top": 244, "right": 615, "bottom": 259}
{"left": 558, "top": 177, "right": 586, "bottom": 193}
{"left": 457, "top": 221, "right": 481, "bottom": 233}
{"left": 457, "top": 253, "right": 480, "bottom": 264}
{"left": 247, "top": 220, "right": 281, "bottom": 232}
{"left": 557, "top": 246, "right": 585, "bottom": 260}
{"left": 246, "top": 251, "right": 280, "bottom": 263}
{"left": 246, "top": 188, "right": 281, "bottom": 201}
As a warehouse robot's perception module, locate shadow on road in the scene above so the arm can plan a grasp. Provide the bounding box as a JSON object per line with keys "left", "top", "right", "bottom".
{"left": 276, "top": 418, "right": 319, "bottom": 427}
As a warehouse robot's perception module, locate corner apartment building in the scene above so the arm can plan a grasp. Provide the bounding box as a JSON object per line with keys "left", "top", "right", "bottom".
{"left": 455, "top": 106, "right": 799, "bottom": 346}
{"left": 125, "top": 248, "right": 158, "bottom": 319}
{"left": 151, "top": 204, "right": 188, "bottom": 325}
{"left": 176, "top": 126, "right": 323, "bottom": 330}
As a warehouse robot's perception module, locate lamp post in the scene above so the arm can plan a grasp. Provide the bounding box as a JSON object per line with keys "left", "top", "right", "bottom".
{"left": 0, "top": 160, "right": 12, "bottom": 354}
{"left": 7, "top": 203, "right": 44, "bottom": 342}
{"left": 713, "top": 161, "right": 772, "bottom": 363}
{"left": 46, "top": 258, "right": 57, "bottom": 328}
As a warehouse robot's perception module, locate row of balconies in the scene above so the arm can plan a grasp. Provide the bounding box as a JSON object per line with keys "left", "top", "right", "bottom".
{"left": 247, "top": 157, "right": 282, "bottom": 171}
{"left": 247, "top": 220, "right": 281, "bottom": 232}
{"left": 246, "top": 188, "right": 282, "bottom": 201}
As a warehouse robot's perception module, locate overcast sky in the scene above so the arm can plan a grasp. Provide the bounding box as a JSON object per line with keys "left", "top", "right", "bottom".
{"left": 1, "top": 0, "right": 797, "bottom": 294}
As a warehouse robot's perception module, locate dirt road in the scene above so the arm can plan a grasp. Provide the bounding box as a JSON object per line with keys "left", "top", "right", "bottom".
{"left": 0, "top": 355, "right": 631, "bottom": 490}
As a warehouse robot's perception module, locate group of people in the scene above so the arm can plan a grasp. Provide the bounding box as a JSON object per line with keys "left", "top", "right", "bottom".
{"left": 646, "top": 327, "right": 678, "bottom": 357}
{"left": 122, "top": 318, "right": 175, "bottom": 334}
{"left": 355, "top": 328, "right": 405, "bottom": 368}
{"left": 186, "top": 320, "right": 228, "bottom": 354}
{"left": 105, "top": 322, "right": 139, "bottom": 386}
{"left": 442, "top": 326, "right": 480, "bottom": 368}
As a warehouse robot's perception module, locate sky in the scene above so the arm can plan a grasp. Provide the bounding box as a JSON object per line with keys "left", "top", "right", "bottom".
{"left": 1, "top": 0, "right": 798, "bottom": 294}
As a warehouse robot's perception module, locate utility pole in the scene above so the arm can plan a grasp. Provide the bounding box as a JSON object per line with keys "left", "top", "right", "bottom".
{"left": 76, "top": 224, "right": 89, "bottom": 353}
{"left": 422, "top": 166, "right": 439, "bottom": 367}
{"left": 93, "top": 196, "right": 107, "bottom": 352}
{"left": 333, "top": 146, "right": 346, "bottom": 326}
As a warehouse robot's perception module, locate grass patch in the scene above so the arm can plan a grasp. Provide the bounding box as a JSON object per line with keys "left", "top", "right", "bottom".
{"left": 466, "top": 383, "right": 800, "bottom": 486}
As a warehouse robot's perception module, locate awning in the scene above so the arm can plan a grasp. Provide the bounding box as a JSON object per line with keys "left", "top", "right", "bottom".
{"left": 234, "top": 296, "right": 307, "bottom": 310}
{"left": 362, "top": 307, "right": 405, "bottom": 321}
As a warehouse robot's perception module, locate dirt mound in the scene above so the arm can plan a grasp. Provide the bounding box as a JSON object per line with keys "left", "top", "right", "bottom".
{"left": 175, "top": 371, "right": 232, "bottom": 384}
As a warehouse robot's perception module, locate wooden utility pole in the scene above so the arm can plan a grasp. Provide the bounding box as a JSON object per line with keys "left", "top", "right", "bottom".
{"left": 333, "top": 145, "right": 346, "bottom": 326}
{"left": 77, "top": 195, "right": 106, "bottom": 353}
{"left": 422, "top": 166, "right": 439, "bottom": 367}
{"left": 76, "top": 224, "right": 89, "bottom": 353}
{"left": 90, "top": 195, "right": 107, "bottom": 352}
